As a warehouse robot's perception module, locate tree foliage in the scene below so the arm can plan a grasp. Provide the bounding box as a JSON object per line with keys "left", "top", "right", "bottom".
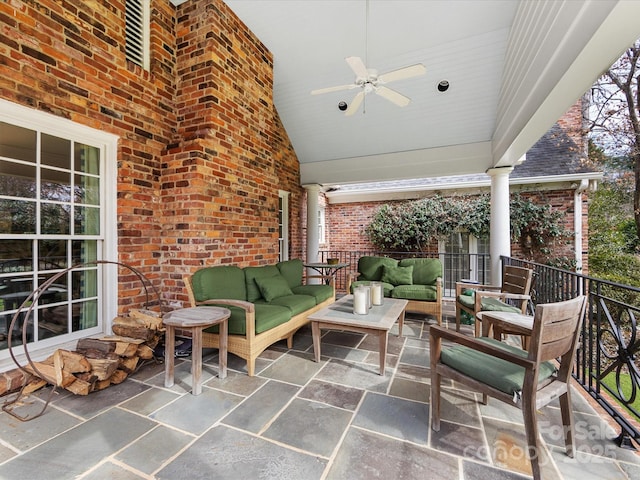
{"left": 588, "top": 39, "right": 640, "bottom": 238}
{"left": 365, "top": 194, "right": 571, "bottom": 259}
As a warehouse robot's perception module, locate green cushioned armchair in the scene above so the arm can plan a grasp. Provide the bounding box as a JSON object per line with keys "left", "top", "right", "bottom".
{"left": 455, "top": 265, "right": 533, "bottom": 337}
{"left": 430, "top": 295, "right": 586, "bottom": 480}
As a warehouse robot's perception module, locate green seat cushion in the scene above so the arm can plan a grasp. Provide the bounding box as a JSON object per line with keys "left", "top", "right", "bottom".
{"left": 399, "top": 258, "right": 442, "bottom": 285}
{"left": 276, "top": 259, "right": 304, "bottom": 288}
{"left": 244, "top": 265, "right": 281, "bottom": 302}
{"left": 481, "top": 297, "right": 521, "bottom": 313}
{"left": 191, "top": 266, "right": 247, "bottom": 302}
{"left": 203, "top": 303, "right": 292, "bottom": 336}
{"left": 254, "top": 274, "right": 293, "bottom": 302}
{"left": 258, "top": 294, "right": 316, "bottom": 316}
{"left": 350, "top": 280, "right": 394, "bottom": 297}
{"left": 456, "top": 294, "right": 521, "bottom": 313}
{"left": 357, "top": 256, "right": 398, "bottom": 281}
{"left": 457, "top": 294, "right": 475, "bottom": 309}
{"left": 440, "top": 337, "right": 556, "bottom": 397}
{"left": 391, "top": 284, "right": 437, "bottom": 301}
{"left": 381, "top": 265, "right": 414, "bottom": 286}
{"left": 292, "top": 284, "right": 334, "bottom": 303}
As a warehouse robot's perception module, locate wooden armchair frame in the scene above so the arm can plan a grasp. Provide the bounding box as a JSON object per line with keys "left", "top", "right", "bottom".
{"left": 431, "top": 295, "right": 587, "bottom": 480}
{"left": 455, "top": 265, "right": 533, "bottom": 337}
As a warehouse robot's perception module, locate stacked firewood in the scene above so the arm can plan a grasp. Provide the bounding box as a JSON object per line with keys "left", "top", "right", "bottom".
{"left": 19, "top": 309, "right": 165, "bottom": 396}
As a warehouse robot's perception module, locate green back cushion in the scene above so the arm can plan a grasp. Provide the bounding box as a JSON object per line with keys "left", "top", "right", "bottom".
{"left": 244, "top": 265, "right": 281, "bottom": 302}
{"left": 358, "top": 256, "right": 398, "bottom": 281}
{"left": 399, "top": 258, "right": 442, "bottom": 285}
{"left": 255, "top": 274, "right": 293, "bottom": 302}
{"left": 292, "top": 284, "right": 334, "bottom": 303}
{"left": 191, "top": 266, "right": 246, "bottom": 301}
{"left": 277, "top": 259, "right": 304, "bottom": 288}
{"left": 381, "top": 265, "right": 413, "bottom": 286}
{"left": 441, "top": 337, "right": 556, "bottom": 396}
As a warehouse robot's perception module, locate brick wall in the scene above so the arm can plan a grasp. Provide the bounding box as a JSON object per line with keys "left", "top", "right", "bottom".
{"left": 0, "top": 0, "right": 303, "bottom": 309}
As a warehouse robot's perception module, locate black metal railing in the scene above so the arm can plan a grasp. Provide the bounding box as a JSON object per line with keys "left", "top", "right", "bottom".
{"left": 504, "top": 256, "right": 640, "bottom": 449}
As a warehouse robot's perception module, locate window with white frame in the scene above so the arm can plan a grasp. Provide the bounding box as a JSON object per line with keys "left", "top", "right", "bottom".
{"left": 125, "top": 0, "right": 150, "bottom": 70}
{"left": 439, "top": 232, "right": 490, "bottom": 296}
{"left": 318, "top": 206, "right": 326, "bottom": 244}
{"left": 278, "top": 191, "right": 289, "bottom": 261}
{"left": 0, "top": 100, "right": 117, "bottom": 362}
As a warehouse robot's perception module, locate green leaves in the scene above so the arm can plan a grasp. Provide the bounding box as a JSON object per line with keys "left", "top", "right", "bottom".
{"left": 365, "top": 194, "right": 570, "bottom": 254}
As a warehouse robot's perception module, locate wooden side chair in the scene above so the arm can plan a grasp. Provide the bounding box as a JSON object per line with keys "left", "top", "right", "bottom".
{"left": 455, "top": 265, "right": 534, "bottom": 337}
{"left": 430, "top": 295, "right": 587, "bottom": 480}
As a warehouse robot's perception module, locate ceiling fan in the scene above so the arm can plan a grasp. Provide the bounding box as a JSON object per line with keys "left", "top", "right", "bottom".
{"left": 311, "top": 57, "right": 426, "bottom": 115}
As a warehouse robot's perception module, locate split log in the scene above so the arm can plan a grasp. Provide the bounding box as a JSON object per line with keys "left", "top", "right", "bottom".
{"left": 119, "top": 356, "right": 139, "bottom": 374}
{"left": 77, "top": 338, "right": 116, "bottom": 354}
{"left": 109, "top": 370, "right": 128, "bottom": 385}
{"left": 65, "top": 378, "right": 91, "bottom": 395}
{"left": 24, "top": 362, "right": 76, "bottom": 388}
{"left": 93, "top": 378, "right": 112, "bottom": 391}
{"left": 85, "top": 358, "right": 120, "bottom": 381}
{"left": 75, "top": 372, "right": 98, "bottom": 384}
{"left": 111, "top": 324, "right": 156, "bottom": 342}
{"left": 23, "top": 379, "right": 47, "bottom": 395}
{"left": 136, "top": 344, "right": 154, "bottom": 360}
{"left": 43, "top": 349, "right": 91, "bottom": 373}
{"left": 99, "top": 336, "right": 143, "bottom": 357}
{"left": 129, "top": 309, "right": 164, "bottom": 330}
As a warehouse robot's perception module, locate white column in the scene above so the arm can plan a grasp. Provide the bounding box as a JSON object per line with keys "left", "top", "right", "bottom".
{"left": 574, "top": 179, "right": 589, "bottom": 273}
{"left": 487, "top": 167, "right": 513, "bottom": 285}
{"left": 303, "top": 184, "right": 321, "bottom": 265}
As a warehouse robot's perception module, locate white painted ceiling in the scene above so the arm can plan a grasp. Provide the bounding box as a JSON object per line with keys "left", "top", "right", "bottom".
{"left": 175, "top": 1, "right": 640, "bottom": 186}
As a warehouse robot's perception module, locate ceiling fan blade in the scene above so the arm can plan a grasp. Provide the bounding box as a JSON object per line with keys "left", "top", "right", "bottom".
{"left": 311, "top": 84, "right": 357, "bottom": 95}
{"left": 345, "top": 56, "right": 369, "bottom": 79}
{"left": 378, "top": 64, "right": 426, "bottom": 84}
{"left": 375, "top": 86, "right": 411, "bottom": 107}
{"left": 345, "top": 91, "right": 365, "bottom": 116}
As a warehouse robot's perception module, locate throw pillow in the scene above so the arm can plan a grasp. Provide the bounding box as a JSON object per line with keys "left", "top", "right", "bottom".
{"left": 381, "top": 265, "right": 414, "bottom": 286}
{"left": 255, "top": 274, "right": 294, "bottom": 302}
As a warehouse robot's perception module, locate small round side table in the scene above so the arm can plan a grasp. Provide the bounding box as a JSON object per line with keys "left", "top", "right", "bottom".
{"left": 162, "top": 306, "right": 230, "bottom": 395}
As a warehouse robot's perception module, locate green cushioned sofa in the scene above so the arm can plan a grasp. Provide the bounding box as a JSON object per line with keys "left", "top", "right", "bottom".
{"left": 184, "top": 259, "right": 335, "bottom": 376}
{"left": 347, "top": 256, "right": 443, "bottom": 324}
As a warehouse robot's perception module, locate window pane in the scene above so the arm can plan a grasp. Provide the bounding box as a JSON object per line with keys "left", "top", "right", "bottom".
{"left": 74, "top": 206, "right": 100, "bottom": 235}
{"left": 39, "top": 273, "right": 68, "bottom": 305}
{"left": 72, "top": 269, "right": 97, "bottom": 299}
{"left": 0, "top": 160, "right": 36, "bottom": 198}
{"left": 0, "top": 275, "right": 33, "bottom": 311}
{"left": 72, "top": 240, "right": 97, "bottom": 264}
{"left": 73, "top": 299, "right": 97, "bottom": 331}
{"left": 0, "top": 240, "right": 32, "bottom": 273}
{"left": 41, "top": 134, "right": 70, "bottom": 169}
{"left": 39, "top": 240, "right": 67, "bottom": 270}
{"left": 41, "top": 203, "right": 71, "bottom": 234}
{"left": 0, "top": 122, "right": 36, "bottom": 162}
{"left": 74, "top": 143, "right": 100, "bottom": 174}
{"left": 74, "top": 174, "right": 100, "bottom": 205}
{"left": 41, "top": 167, "right": 72, "bottom": 202}
{"left": 0, "top": 199, "right": 36, "bottom": 234}
{"left": 40, "top": 304, "right": 68, "bottom": 339}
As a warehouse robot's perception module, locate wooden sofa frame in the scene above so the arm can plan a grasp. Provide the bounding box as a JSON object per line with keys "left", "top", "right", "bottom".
{"left": 183, "top": 274, "right": 335, "bottom": 376}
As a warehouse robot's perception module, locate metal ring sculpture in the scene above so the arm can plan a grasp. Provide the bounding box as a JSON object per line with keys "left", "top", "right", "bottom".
{"left": 3, "top": 260, "right": 163, "bottom": 421}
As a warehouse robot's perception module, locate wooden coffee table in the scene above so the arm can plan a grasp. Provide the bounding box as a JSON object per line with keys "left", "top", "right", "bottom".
{"left": 308, "top": 295, "right": 408, "bottom": 375}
